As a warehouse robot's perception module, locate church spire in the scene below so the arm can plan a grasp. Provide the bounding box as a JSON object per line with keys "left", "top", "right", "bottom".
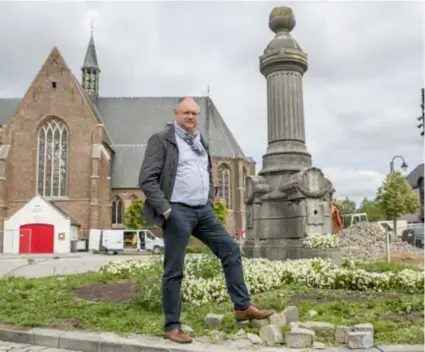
{"left": 81, "top": 29, "right": 100, "bottom": 99}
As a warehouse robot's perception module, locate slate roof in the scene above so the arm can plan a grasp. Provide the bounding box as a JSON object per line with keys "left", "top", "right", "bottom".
{"left": 111, "top": 144, "right": 146, "bottom": 189}
{"left": 97, "top": 96, "right": 247, "bottom": 188}
{"left": 0, "top": 98, "right": 19, "bottom": 125}
{"left": 82, "top": 35, "right": 100, "bottom": 70}
{"left": 0, "top": 95, "right": 248, "bottom": 189}
{"left": 406, "top": 163, "right": 424, "bottom": 189}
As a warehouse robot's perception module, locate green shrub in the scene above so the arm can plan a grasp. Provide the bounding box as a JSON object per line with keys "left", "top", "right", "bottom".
{"left": 186, "top": 246, "right": 212, "bottom": 254}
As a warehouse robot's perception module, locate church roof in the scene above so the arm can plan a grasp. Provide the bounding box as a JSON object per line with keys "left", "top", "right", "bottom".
{"left": 97, "top": 96, "right": 245, "bottom": 154}
{"left": 406, "top": 163, "right": 424, "bottom": 189}
{"left": 0, "top": 98, "right": 19, "bottom": 125}
{"left": 0, "top": 95, "right": 247, "bottom": 188}
{"left": 99, "top": 96, "right": 246, "bottom": 188}
{"left": 81, "top": 35, "right": 100, "bottom": 70}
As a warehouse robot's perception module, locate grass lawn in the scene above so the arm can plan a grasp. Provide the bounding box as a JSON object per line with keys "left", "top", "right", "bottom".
{"left": 0, "top": 259, "right": 423, "bottom": 346}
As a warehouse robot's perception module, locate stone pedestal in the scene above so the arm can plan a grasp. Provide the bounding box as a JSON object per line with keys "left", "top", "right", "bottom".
{"left": 243, "top": 6, "right": 340, "bottom": 262}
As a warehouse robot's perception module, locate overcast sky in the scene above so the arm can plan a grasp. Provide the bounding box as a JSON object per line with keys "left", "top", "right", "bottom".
{"left": 0, "top": 1, "right": 423, "bottom": 204}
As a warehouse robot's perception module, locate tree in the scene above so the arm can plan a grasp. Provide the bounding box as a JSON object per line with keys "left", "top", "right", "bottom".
{"left": 123, "top": 199, "right": 228, "bottom": 229}
{"left": 124, "top": 199, "right": 146, "bottom": 229}
{"left": 213, "top": 199, "right": 228, "bottom": 225}
{"left": 357, "top": 197, "right": 385, "bottom": 222}
{"left": 376, "top": 171, "right": 420, "bottom": 236}
{"left": 335, "top": 197, "right": 356, "bottom": 215}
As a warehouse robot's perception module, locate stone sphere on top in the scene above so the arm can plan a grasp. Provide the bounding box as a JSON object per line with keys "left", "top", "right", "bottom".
{"left": 263, "top": 6, "right": 302, "bottom": 53}
{"left": 269, "top": 6, "right": 296, "bottom": 33}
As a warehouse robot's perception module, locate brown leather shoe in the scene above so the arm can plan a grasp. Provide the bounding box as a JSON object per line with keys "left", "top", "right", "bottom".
{"left": 164, "top": 328, "right": 193, "bottom": 344}
{"left": 235, "top": 305, "right": 274, "bottom": 322}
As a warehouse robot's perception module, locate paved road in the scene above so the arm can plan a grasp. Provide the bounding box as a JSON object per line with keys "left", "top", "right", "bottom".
{"left": 0, "top": 252, "right": 153, "bottom": 279}
{"left": 0, "top": 340, "right": 81, "bottom": 351}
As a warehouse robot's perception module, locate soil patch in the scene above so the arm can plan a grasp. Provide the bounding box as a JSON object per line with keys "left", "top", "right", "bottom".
{"left": 377, "top": 252, "right": 424, "bottom": 265}
{"left": 74, "top": 281, "right": 136, "bottom": 303}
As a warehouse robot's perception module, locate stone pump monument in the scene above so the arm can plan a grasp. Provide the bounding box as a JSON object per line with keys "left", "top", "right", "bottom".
{"left": 243, "top": 6, "right": 337, "bottom": 261}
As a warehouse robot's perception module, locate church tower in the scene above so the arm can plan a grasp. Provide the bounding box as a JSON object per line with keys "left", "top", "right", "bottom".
{"left": 81, "top": 32, "right": 100, "bottom": 99}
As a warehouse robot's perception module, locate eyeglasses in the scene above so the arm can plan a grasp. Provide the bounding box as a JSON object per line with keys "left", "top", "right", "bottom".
{"left": 181, "top": 110, "right": 199, "bottom": 117}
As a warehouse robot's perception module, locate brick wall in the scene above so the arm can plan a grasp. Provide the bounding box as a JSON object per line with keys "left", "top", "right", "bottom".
{"left": 0, "top": 48, "right": 110, "bottom": 246}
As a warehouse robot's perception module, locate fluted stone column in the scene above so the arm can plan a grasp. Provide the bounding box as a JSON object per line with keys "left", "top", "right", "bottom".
{"left": 243, "top": 6, "right": 336, "bottom": 262}
{"left": 259, "top": 7, "right": 312, "bottom": 180}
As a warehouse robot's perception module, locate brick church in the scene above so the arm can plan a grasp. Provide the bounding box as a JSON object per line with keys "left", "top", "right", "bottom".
{"left": 0, "top": 34, "right": 255, "bottom": 253}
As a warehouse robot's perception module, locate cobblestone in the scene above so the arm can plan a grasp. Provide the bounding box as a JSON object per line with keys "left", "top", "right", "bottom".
{"left": 0, "top": 340, "right": 81, "bottom": 352}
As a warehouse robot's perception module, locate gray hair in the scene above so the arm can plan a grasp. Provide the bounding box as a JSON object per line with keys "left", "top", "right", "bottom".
{"left": 177, "top": 96, "right": 199, "bottom": 105}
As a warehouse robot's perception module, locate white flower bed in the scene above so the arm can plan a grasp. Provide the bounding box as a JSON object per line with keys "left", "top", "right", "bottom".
{"left": 99, "top": 255, "right": 423, "bottom": 306}
{"left": 100, "top": 257, "right": 161, "bottom": 275}
{"left": 303, "top": 233, "right": 340, "bottom": 249}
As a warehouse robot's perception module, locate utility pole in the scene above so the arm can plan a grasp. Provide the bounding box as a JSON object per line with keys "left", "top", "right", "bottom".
{"left": 418, "top": 88, "right": 424, "bottom": 137}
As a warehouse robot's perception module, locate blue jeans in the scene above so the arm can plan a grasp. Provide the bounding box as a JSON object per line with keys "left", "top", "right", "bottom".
{"left": 161, "top": 202, "right": 251, "bottom": 332}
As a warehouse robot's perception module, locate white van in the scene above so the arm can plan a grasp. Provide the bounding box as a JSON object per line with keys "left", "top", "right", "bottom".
{"left": 89, "top": 229, "right": 164, "bottom": 255}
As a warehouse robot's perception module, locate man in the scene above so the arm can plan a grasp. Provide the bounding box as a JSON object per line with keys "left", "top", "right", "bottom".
{"left": 139, "top": 97, "right": 274, "bottom": 344}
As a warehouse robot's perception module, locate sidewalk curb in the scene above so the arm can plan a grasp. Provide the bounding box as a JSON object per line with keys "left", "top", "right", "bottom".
{"left": 0, "top": 326, "right": 423, "bottom": 352}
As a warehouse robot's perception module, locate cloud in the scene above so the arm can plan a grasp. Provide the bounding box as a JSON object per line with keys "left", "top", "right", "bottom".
{"left": 0, "top": 0, "right": 423, "bottom": 202}
{"left": 323, "top": 167, "right": 386, "bottom": 205}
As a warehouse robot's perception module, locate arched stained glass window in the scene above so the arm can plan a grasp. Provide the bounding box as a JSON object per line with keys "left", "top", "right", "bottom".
{"left": 112, "top": 197, "right": 123, "bottom": 224}
{"left": 37, "top": 118, "right": 68, "bottom": 197}
{"left": 218, "top": 164, "right": 232, "bottom": 209}
{"left": 242, "top": 167, "right": 248, "bottom": 188}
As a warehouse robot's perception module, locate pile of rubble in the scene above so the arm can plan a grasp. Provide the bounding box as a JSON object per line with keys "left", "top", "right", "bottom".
{"left": 339, "top": 223, "right": 422, "bottom": 261}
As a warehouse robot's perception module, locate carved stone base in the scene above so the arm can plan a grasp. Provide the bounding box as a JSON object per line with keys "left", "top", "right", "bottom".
{"left": 242, "top": 239, "right": 341, "bottom": 265}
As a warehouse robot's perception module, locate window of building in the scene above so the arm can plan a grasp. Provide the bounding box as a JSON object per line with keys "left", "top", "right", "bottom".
{"left": 242, "top": 167, "right": 248, "bottom": 188}
{"left": 112, "top": 197, "right": 123, "bottom": 224}
{"left": 218, "top": 164, "right": 232, "bottom": 209}
{"left": 36, "top": 118, "right": 68, "bottom": 197}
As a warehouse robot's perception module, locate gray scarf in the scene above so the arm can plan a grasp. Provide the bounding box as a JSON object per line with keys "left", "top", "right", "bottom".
{"left": 174, "top": 121, "right": 206, "bottom": 156}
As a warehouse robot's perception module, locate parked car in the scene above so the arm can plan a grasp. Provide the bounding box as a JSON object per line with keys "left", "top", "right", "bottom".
{"left": 88, "top": 228, "right": 164, "bottom": 255}
{"left": 401, "top": 223, "right": 424, "bottom": 248}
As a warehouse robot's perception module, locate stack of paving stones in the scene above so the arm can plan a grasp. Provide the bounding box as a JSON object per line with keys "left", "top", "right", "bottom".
{"left": 339, "top": 223, "right": 422, "bottom": 261}
{"left": 202, "top": 306, "right": 374, "bottom": 349}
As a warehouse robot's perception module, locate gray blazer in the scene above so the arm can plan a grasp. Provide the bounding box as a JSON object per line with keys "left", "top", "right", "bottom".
{"left": 138, "top": 124, "right": 215, "bottom": 227}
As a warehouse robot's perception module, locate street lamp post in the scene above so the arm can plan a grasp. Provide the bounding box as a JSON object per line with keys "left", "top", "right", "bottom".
{"left": 388, "top": 155, "right": 408, "bottom": 240}
{"left": 389, "top": 156, "right": 408, "bottom": 173}
{"left": 418, "top": 88, "right": 424, "bottom": 137}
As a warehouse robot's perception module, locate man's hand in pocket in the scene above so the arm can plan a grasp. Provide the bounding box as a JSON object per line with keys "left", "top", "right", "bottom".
{"left": 162, "top": 209, "right": 171, "bottom": 220}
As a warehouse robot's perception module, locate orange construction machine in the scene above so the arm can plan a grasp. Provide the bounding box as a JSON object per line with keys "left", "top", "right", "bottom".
{"left": 331, "top": 201, "right": 343, "bottom": 234}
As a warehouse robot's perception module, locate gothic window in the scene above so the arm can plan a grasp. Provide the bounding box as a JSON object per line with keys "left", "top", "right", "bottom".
{"left": 112, "top": 197, "right": 123, "bottom": 224}
{"left": 218, "top": 164, "right": 232, "bottom": 209}
{"left": 242, "top": 167, "right": 248, "bottom": 188}
{"left": 37, "top": 118, "right": 68, "bottom": 197}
